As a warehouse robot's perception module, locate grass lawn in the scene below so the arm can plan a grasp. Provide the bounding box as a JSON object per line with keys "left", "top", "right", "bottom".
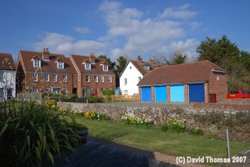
{"left": 68, "top": 116, "right": 250, "bottom": 158}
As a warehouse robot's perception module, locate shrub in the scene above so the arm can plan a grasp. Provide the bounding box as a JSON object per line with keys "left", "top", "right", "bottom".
{"left": 189, "top": 127, "right": 204, "bottom": 136}
{"left": 88, "top": 96, "right": 104, "bottom": 103}
{"left": 0, "top": 100, "right": 80, "bottom": 167}
{"left": 161, "top": 118, "right": 186, "bottom": 133}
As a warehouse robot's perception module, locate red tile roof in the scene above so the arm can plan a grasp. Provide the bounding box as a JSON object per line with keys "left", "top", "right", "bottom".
{"left": 130, "top": 60, "right": 161, "bottom": 75}
{"left": 70, "top": 55, "right": 115, "bottom": 75}
{"left": 19, "top": 50, "right": 76, "bottom": 74}
{"left": 138, "top": 60, "right": 225, "bottom": 86}
{"left": 0, "top": 53, "right": 15, "bottom": 70}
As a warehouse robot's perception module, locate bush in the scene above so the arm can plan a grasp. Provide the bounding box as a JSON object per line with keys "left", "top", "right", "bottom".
{"left": 0, "top": 100, "right": 80, "bottom": 167}
{"left": 88, "top": 96, "right": 104, "bottom": 103}
{"left": 189, "top": 128, "right": 204, "bottom": 136}
{"left": 161, "top": 118, "right": 186, "bottom": 133}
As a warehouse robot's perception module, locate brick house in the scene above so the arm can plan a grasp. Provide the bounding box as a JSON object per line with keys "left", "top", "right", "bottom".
{"left": 69, "top": 54, "right": 116, "bottom": 97}
{"left": 0, "top": 53, "right": 16, "bottom": 100}
{"left": 16, "top": 48, "right": 77, "bottom": 94}
{"left": 138, "top": 60, "right": 228, "bottom": 103}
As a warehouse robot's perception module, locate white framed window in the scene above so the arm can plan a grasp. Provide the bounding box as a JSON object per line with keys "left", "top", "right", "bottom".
{"left": 103, "top": 65, "right": 108, "bottom": 71}
{"left": 124, "top": 90, "right": 128, "bottom": 95}
{"left": 33, "top": 60, "right": 41, "bottom": 68}
{"left": 124, "top": 78, "right": 127, "bottom": 85}
{"left": 85, "top": 63, "right": 91, "bottom": 70}
{"left": 108, "top": 76, "right": 112, "bottom": 83}
{"left": 32, "top": 73, "right": 38, "bottom": 82}
{"left": 143, "top": 65, "right": 150, "bottom": 71}
{"left": 94, "top": 75, "right": 98, "bottom": 83}
{"left": 86, "top": 75, "right": 90, "bottom": 82}
{"left": 53, "top": 74, "right": 57, "bottom": 82}
{"left": 44, "top": 73, "right": 49, "bottom": 82}
{"left": 57, "top": 62, "right": 64, "bottom": 69}
{"left": 101, "top": 75, "right": 104, "bottom": 83}
{"left": 63, "top": 74, "right": 68, "bottom": 82}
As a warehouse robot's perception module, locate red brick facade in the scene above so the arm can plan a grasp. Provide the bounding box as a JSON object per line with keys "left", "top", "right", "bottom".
{"left": 70, "top": 55, "right": 116, "bottom": 97}
{"left": 16, "top": 49, "right": 77, "bottom": 94}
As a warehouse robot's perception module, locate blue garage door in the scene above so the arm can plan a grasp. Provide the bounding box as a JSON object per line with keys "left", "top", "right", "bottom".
{"left": 189, "top": 83, "right": 205, "bottom": 102}
{"left": 170, "top": 84, "right": 184, "bottom": 102}
{"left": 141, "top": 86, "right": 151, "bottom": 102}
{"left": 155, "top": 85, "right": 167, "bottom": 102}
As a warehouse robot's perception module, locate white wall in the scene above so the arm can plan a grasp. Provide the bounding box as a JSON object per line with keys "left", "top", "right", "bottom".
{"left": 120, "top": 62, "right": 143, "bottom": 96}
{"left": 0, "top": 70, "right": 16, "bottom": 100}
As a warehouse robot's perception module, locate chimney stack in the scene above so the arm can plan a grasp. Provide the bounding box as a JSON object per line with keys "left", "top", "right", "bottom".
{"left": 89, "top": 53, "right": 96, "bottom": 63}
{"left": 137, "top": 55, "right": 142, "bottom": 62}
{"left": 42, "top": 48, "right": 50, "bottom": 60}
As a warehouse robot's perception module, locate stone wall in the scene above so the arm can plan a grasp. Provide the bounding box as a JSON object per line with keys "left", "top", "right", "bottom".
{"left": 58, "top": 102, "right": 250, "bottom": 141}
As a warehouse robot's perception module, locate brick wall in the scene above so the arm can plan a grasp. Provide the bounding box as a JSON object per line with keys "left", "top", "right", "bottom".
{"left": 208, "top": 73, "right": 228, "bottom": 102}
{"left": 25, "top": 72, "right": 75, "bottom": 94}
{"left": 78, "top": 74, "right": 116, "bottom": 97}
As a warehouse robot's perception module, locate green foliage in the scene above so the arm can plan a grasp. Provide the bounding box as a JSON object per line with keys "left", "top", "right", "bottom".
{"left": 102, "top": 89, "right": 115, "bottom": 102}
{"left": 115, "top": 56, "right": 128, "bottom": 75}
{"left": 121, "top": 115, "right": 153, "bottom": 127}
{"left": 0, "top": 100, "right": 80, "bottom": 167}
{"left": 102, "top": 89, "right": 115, "bottom": 96}
{"left": 166, "top": 53, "right": 187, "bottom": 65}
{"left": 197, "top": 35, "right": 250, "bottom": 90}
{"left": 189, "top": 128, "right": 204, "bottom": 136}
{"left": 161, "top": 118, "right": 186, "bottom": 133}
{"left": 88, "top": 96, "right": 104, "bottom": 103}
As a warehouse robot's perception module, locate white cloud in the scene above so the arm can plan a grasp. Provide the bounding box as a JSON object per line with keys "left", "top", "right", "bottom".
{"left": 34, "top": 32, "right": 106, "bottom": 55}
{"left": 34, "top": 2, "right": 200, "bottom": 60}
{"left": 160, "top": 5, "right": 197, "bottom": 19}
{"left": 99, "top": 1, "right": 199, "bottom": 59}
{"left": 74, "top": 27, "right": 91, "bottom": 34}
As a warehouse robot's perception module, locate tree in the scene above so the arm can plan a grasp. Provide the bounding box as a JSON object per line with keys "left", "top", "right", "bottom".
{"left": 197, "top": 35, "right": 240, "bottom": 67}
{"left": 170, "top": 53, "right": 187, "bottom": 65}
{"left": 196, "top": 35, "right": 250, "bottom": 90}
{"left": 115, "top": 56, "right": 128, "bottom": 75}
{"left": 98, "top": 55, "right": 116, "bottom": 70}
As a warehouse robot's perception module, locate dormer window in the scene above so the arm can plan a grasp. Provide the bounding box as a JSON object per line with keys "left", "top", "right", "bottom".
{"left": 57, "top": 62, "right": 64, "bottom": 69}
{"left": 85, "top": 63, "right": 91, "bottom": 70}
{"left": 143, "top": 65, "right": 150, "bottom": 71}
{"left": 33, "top": 60, "right": 41, "bottom": 68}
{"left": 103, "top": 65, "right": 108, "bottom": 71}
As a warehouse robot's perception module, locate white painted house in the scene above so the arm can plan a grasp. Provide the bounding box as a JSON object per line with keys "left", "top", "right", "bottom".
{"left": 0, "top": 53, "right": 16, "bottom": 101}
{"left": 119, "top": 56, "right": 161, "bottom": 96}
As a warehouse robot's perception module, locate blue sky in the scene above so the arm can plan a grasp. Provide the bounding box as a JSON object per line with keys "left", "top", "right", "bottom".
{"left": 1, "top": 0, "right": 250, "bottom": 61}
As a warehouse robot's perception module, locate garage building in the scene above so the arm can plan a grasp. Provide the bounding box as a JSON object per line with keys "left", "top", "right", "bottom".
{"left": 138, "top": 60, "right": 228, "bottom": 103}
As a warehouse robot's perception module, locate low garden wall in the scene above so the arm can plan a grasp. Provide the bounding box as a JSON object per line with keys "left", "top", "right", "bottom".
{"left": 58, "top": 102, "right": 250, "bottom": 141}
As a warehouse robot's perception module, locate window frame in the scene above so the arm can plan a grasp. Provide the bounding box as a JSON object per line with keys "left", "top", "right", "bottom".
{"left": 103, "top": 65, "right": 108, "bottom": 71}
{"left": 63, "top": 74, "right": 68, "bottom": 82}
{"left": 32, "top": 73, "right": 38, "bottom": 82}
{"left": 57, "top": 62, "right": 64, "bottom": 69}
{"left": 33, "top": 60, "right": 41, "bottom": 68}
{"left": 44, "top": 73, "right": 49, "bottom": 82}
{"left": 85, "top": 63, "right": 91, "bottom": 70}
{"left": 53, "top": 74, "right": 57, "bottom": 82}
{"left": 86, "top": 75, "right": 90, "bottom": 82}
{"left": 94, "top": 75, "right": 98, "bottom": 83}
